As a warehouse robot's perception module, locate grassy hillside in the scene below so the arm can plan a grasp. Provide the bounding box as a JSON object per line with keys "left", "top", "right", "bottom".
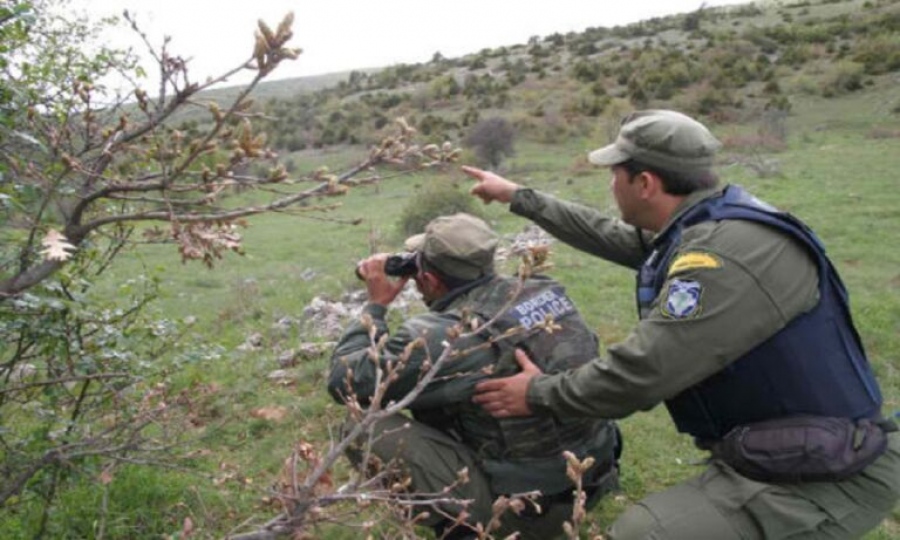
{"left": 3, "top": 0, "right": 899, "bottom": 538}
{"left": 231, "top": 0, "right": 900, "bottom": 156}
{"left": 64, "top": 98, "right": 898, "bottom": 540}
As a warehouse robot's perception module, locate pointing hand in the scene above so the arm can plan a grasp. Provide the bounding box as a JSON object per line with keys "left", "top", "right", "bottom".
{"left": 461, "top": 166, "right": 520, "bottom": 205}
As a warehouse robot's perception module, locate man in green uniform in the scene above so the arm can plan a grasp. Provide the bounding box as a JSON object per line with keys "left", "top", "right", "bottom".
{"left": 461, "top": 110, "right": 899, "bottom": 539}
{"left": 328, "top": 213, "right": 620, "bottom": 539}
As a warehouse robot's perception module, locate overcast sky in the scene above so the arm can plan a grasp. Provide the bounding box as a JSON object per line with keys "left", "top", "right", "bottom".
{"left": 69, "top": 0, "right": 752, "bottom": 86}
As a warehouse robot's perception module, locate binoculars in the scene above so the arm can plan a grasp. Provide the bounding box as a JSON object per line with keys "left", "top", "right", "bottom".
{"left": 355, "top": 252, "right": 419, "bottom": 280}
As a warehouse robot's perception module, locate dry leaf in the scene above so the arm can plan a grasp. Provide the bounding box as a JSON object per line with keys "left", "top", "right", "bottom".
{"left": 183, "top": 448, "right": 213, "bottom": 459}
{"left": 250, "top": 406, "right": 288, "bottom": 422}
{"left": 213, "top": 471, "right": 236, "bottom": 486}
{"left": 40, "top": 229, "right": 76, "bottom": 261}
{"left": 99, "top": 466, "right": 115, "bottom": 485}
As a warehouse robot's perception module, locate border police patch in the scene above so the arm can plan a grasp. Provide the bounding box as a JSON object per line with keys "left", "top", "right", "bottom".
{"left": 509, "top": 286, "right": 576, "bottom": 330}
{"left": 661, "top": 279, "right": 703, "bottom": 319}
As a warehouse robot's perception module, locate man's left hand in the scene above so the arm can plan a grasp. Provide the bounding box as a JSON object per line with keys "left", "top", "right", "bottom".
{"left": 473, "top": 349, "right": 541, "bottom": 417}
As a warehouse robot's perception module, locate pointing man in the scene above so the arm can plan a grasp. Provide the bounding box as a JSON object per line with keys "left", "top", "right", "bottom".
{"left": 462, "top": 110, "right": 899, "bottom": 539}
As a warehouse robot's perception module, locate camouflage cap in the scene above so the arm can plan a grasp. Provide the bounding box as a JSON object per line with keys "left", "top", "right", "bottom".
{"left": 588, "top": 109, "right": 722, "bottom": 174}
{"left": 405, "top": 213, "right": 498, "bottom": 280}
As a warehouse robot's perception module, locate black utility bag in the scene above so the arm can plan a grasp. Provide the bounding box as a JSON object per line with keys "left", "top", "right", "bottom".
{"left": 710, "top": 415, "right": 891, "bottom": 483}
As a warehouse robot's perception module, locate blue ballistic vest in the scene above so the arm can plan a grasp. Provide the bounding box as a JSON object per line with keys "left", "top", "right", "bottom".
{"left": 637, "top": 186, "right": 883, "bottom": 440}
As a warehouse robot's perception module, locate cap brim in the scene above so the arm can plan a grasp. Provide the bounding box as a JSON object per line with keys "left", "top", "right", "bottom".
{"left": 588, "top": 144, "right": 630, "bottom": 166}
{"left": 403, "top": 233, "right": 425, "bottom": 252}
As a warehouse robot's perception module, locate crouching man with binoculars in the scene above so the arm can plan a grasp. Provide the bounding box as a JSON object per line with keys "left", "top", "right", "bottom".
{"left": 328, "top": 213, "right": 621, "bottom": 540}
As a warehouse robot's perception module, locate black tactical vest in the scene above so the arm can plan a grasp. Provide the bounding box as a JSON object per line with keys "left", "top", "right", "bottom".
{"left": 637, "top": 186, "right": 883, "bottom": 440}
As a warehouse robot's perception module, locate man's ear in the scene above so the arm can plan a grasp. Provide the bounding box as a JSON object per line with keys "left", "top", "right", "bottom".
{"left": 420, "top": 271, "right": 448, "bottom": 295}
{"left": 637, "top": 170, "right": 663, "bottom": 199}
{"left": 419, "top": 270, "right": 436, "bottom": 288}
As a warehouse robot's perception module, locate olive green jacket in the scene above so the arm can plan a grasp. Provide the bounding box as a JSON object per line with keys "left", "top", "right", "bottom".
{"left": 511, "top": 187, "right": 819, "bottom": 418}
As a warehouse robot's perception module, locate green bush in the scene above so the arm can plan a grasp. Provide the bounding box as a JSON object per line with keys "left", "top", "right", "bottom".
{"left": 396, "top": 181, "right": 484, "bottom": 238}
{"left": 853, "top": 34, "right": 900, "bottom": 75}
{"left": 821, "top": 61, "right": 865, "bottom": 96}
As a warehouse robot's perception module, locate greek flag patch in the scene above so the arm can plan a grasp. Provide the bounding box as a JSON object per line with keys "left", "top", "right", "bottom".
{"left": 510, "top": 286, "right": 577, "bottom": 330}
{"left": 662, "top": 279, "right": 703, "bottom": 319}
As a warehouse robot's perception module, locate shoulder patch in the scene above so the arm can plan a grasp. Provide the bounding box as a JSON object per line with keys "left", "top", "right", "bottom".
{"left": 668, "top": 251, "right": 722, "bottom": 276}
{"left": 661, "top": 279, "right": 703, "bottom": 319}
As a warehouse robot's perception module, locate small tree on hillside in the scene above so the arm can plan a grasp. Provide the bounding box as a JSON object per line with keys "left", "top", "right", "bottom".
{"left": 682, "top": 4, "right": 708, "bottom": 32}
{"left": 464, "top": 117, "right": 516, "bottom": 170}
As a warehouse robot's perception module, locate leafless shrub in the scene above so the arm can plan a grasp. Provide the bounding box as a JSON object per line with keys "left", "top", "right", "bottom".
{"left": 720, "top": 109, "right": 788, "bottom": 178}
{"left": 464, "top": 117, "right": 517, "bottom": 169}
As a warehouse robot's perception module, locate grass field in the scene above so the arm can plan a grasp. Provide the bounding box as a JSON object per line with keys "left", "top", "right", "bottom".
{"left": 15, "top": 88, "right": 897, "bottom": 539}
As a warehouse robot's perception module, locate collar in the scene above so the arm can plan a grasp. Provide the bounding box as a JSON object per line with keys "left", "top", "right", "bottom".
{"left": 652, "top": 186, "right": 726, "bottom": 247}
{"left": 429, "top": 274, "right": 496, "bottom": 312}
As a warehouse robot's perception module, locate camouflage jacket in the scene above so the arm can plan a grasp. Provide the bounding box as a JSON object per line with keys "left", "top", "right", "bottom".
{"left": 329, "top": 274, "right": 618, "bottom": 494}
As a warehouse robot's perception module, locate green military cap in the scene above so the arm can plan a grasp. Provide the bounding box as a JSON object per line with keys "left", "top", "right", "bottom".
{"left": 405, "top": 213, "right": 498, "bottom": 280}
{"left": 589, "top": 109, "right": 722, "bottom": 174}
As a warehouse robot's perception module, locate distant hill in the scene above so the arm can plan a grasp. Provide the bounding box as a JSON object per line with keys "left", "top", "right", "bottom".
{"left": 182, "top": 0, "right": 899, "bottom": 156}
{"left": 198, "top": 68, "right": 382, "bottom": 103}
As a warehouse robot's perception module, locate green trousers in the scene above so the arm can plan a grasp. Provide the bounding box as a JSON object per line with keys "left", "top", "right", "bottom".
{"left": 608, "top": 432, "right": 900, "bottom": 540}
{"left": 346, "top": 413, "right": 592, "bottom": 540}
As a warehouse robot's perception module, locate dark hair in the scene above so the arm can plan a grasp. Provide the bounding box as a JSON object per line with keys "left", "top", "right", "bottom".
{"left": 620, "top": 159, "right": 719, "bottom": 195}
{"left": 419, "top": 255, "right": 476, "bottom": 291}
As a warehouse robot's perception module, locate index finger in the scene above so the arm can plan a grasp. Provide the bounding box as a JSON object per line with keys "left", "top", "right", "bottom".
{"left": 474, "top": 379, "right": 505, "bottom": 393}
{"left": 460, "top": 165, "right": 486, "bottom": 180}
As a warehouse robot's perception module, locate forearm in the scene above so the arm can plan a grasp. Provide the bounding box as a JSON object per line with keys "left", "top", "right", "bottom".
{"left": 329, "top": 304, "right": 438, "bottom": 405}
{"left": 329, "top": 308, "right": 489, "bottom": 408}
{"left": 526, "top": 337, "right": 673, "bottom": 420}
{"left": 510, "top": 188, "right": 650, "bottom": 268}
{"left": 328, "top": 303, "right": 390, "bottom": 403}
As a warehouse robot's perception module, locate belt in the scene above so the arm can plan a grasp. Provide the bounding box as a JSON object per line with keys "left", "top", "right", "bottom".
{"left": 697, "top": 416, "right": 899, "bottom": 449}
{"left": 876, "top": 418, "right": 898, "bottom": 433}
